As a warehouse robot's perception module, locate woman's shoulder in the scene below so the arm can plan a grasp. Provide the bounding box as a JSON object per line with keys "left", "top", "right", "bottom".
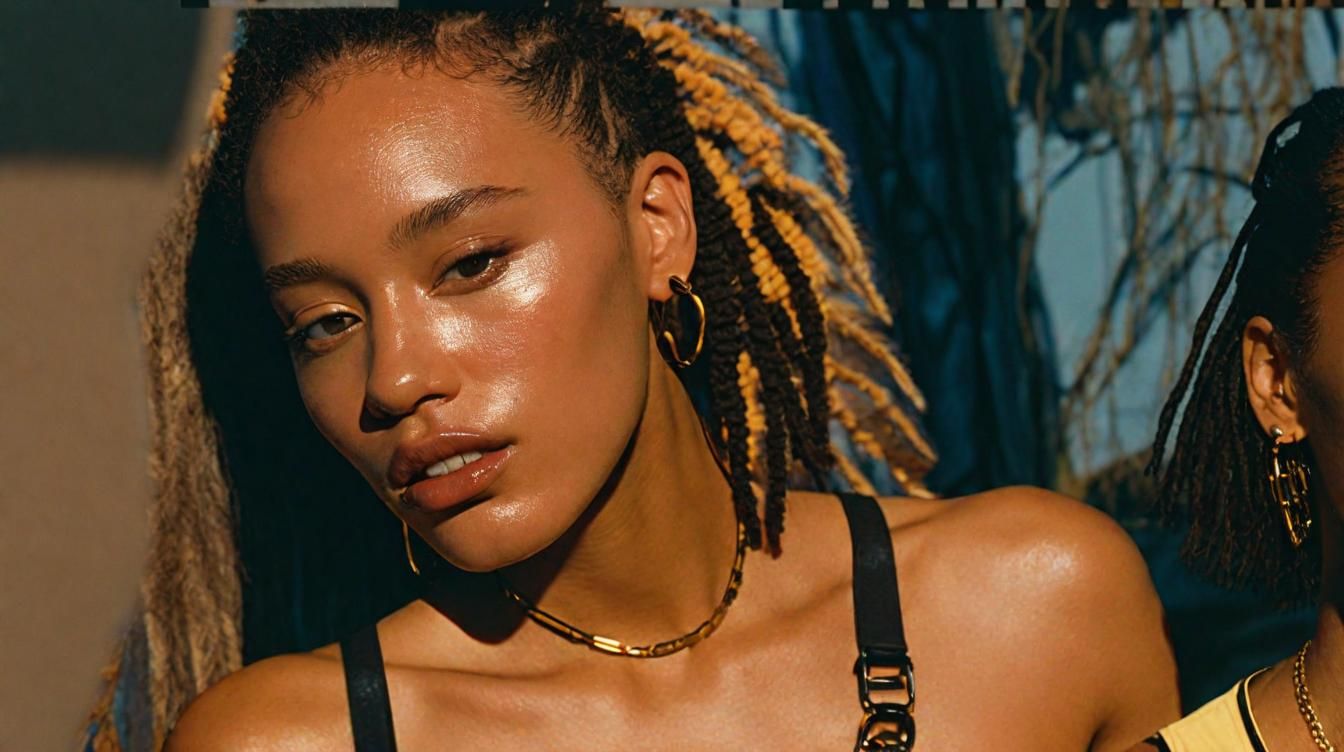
{"left": 789, "top": 484, "right": 1147, "bottom": 591}
{"left": 165, "top": 647, "right": 351, "bottom": 752}
{"left": 791, "top": 484, "right": 1155, "bottom": 613}
{"left": 885, "top": 486, "right": 1178, "bottom": 742}
{"left": 875, "top": 486, "right": 1166, "bottom": 661}
{"left": 887, "top": 484, "right": 1152, "bottom": 597}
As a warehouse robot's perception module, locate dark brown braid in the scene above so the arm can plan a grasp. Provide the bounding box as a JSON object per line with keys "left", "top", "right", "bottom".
{"left": 1148, "top": 88, "right": 1344, "bottom": 605}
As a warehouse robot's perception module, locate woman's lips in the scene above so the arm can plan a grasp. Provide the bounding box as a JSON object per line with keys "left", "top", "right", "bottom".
{"left": 399, "top": 446, "right": 512, "bottom": 513}
{"left": 389, "top": 431, "right": 506, "bottom": 487}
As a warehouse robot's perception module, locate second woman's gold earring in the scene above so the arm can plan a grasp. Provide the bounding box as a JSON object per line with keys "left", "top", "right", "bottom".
{"left": 653, "top": 275, "right": 705, "bottom": 369}
{"left": 402, "top": 519, "right": 421, "bottom": 575}
{"left": 1267, "top": 425, "right": 1313, "bottom": 548}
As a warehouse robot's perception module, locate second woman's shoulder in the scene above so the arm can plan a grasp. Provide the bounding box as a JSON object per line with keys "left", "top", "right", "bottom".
{"left": 164, "top": 648, "right": 351, "bottom": 752}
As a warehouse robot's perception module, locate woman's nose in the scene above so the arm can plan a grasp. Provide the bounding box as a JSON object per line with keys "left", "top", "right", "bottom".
{"left": 360, "top": 304, "right": 461, "bottom": 426}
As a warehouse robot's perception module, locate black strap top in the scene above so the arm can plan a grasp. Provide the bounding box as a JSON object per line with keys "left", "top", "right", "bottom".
{"left": 341, "top": 621, "right": 398, "bottom": 752}
{"left": 339, "top": 492, "right": 914, "bottom": 751}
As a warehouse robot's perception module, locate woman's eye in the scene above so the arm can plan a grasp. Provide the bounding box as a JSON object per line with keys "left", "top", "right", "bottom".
{"left": 289, "top": 312, "right": 359, "bottom": 348}
{"left": 440, "top": 249, "right": 505, "bottom": 283}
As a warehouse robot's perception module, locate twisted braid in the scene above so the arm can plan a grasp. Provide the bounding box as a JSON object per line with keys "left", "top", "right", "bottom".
{"left": 749, "top": 186, "right": 830, "bottom": 479}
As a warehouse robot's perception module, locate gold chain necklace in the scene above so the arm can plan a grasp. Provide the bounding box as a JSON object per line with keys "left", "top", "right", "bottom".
{"left": 1294, "top": 640, "right": 1338, "bottom": 752}
{"left": 497, "top": 521, "right": 748, "bottom": 658}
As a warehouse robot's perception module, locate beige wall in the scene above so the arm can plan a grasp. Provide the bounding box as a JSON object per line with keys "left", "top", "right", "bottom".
{"left": 0, "top": 11, "right": 235, "bottom": 750}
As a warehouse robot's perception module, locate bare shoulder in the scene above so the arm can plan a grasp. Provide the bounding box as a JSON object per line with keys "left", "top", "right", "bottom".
{"left": 877, "top": 484, "right": 1172, "bottom": 683}
{"left": 165, "top": 650, "right": 350, "bottom": 752}
{"left": 784, "top": 486, "right": 1159, "bottom": 628}
{"left": 880, "top": 486, "right": 1179, "bottom": 747}
{"left": 786, "top": 485, "right": 1149, "bottom": 597}
{"left": 885, "top": 485, "right": 1155, "bottom": 603}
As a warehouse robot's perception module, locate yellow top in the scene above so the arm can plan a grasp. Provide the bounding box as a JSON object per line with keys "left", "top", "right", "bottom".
{"left": 1152, "top": 670, "right": 1268, "bottom": 752}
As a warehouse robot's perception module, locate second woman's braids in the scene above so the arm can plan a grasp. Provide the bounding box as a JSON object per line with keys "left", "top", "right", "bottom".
{"left": 1148, "top": 89, "right": 1344, "bottom": 604}
{"left": 1146, "top": 208, "right": 1257, "bottom": 486}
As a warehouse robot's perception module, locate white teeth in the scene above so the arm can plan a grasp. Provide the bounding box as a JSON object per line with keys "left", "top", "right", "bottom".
{"left": 424, "top": 451, "right": 485, "bottom": 478}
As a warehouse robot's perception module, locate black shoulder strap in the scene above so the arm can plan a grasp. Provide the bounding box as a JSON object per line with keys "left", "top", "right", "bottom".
{"left": 838, "top": 492, "right": 916, "bottom": 751}
{"left": 340, "top": 624, "right": 399, "bottom": 752}
{"left": 1237, "top": 674, "right": 1270, "bottom": 752}
{"left": 838, "top": 493, "right": 908, "bottom": 652}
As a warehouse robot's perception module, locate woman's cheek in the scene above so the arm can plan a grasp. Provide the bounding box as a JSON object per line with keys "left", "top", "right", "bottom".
{"left": 294, "top": 361, "right": 373, "bottom": 469}
{"left": 470, "top": 251, "right": 578, "bottom": 378}
{"left": 494, "top": 246, "right": 555, "bottom": 311}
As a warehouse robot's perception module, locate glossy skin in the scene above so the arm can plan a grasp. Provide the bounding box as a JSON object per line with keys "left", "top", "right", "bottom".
{"left": 243, "top": 66, "right": 660, "bottom": 573}
{"left": 167, "top": 62, "right": 1179, "bottom": 750}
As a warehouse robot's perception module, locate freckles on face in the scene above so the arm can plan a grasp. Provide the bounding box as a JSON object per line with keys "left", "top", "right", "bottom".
{"left": 244, "top": 63, "right": 654, "bottom": 568}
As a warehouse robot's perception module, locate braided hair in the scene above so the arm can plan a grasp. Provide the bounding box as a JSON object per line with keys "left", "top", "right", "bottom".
{"left": 1148, "top": 87, "right": 1344, "bottom": 606}
{"left": 85, "top": 7, "right": 935, "bottom": 750}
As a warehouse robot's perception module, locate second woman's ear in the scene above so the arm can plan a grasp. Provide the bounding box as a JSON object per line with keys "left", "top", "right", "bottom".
{"left": 1242, "top": 315, "right": 1308, "bottom": 441}
{"left": 625, "top": 151, "right": 697, "bottom": 302}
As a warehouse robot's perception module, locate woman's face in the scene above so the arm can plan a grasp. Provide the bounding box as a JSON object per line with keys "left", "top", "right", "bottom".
{"left": 244, "top": 63, "right": 658, "bottom": 571}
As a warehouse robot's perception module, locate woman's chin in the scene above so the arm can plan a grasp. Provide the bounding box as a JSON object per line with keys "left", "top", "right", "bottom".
{"left": 425, "top": 509, "right": 571, "bottom": 574}
{"left": 432, "top": 544, "right": 536, "bottom": 574}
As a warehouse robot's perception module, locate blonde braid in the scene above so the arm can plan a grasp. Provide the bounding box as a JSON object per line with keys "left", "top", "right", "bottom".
{"left": 83, "top": 52, "right": 244, "bottom": 751}
{"left": 635, "top": 9, "right": 934, "bottom": 490}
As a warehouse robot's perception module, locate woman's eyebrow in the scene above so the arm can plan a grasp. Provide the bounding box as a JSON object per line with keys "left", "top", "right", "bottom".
{"left": 388, "top": 184, "right": 528, "bottom": 250}
{"left": 262, "top": 185, "right": 528, "bottom": 292}
{"left": 264, "top": 257, "right": 330, "bottom": 293}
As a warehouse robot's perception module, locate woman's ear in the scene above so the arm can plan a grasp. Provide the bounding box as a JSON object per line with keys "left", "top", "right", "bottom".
{"left": 1243, "top": 315, "right": 1308, "bottom": 441}
{"left": 625, "top": 151, "right": 696, "bottom": 303}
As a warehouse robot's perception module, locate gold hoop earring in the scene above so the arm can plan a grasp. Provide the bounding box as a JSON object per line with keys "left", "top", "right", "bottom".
{"left": 652, "top": 275, "right": 705, "bottom": 369}
{"left": 402, "top": 520, "right": 421, "bottom": 576}
{"left": 1268, "top": 425, "right": 1313, "bottom": 548}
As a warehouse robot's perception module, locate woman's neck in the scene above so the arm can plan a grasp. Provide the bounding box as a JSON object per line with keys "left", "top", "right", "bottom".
{"left": 1309, "top": 495, "right": 1344, "bottom": 736}
{"left": 498, "top": 361, "right": 742, "bottom": 645}
{"left": 1234, "top": 489, "right": 1343, "bottom": 748}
